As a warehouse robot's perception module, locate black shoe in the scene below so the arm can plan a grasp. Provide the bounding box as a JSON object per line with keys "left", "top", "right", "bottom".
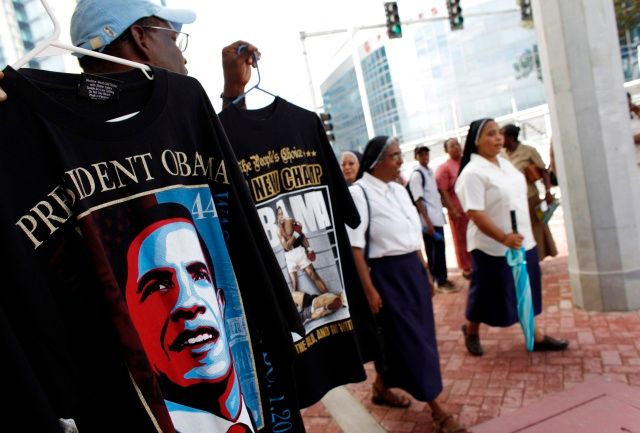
{"left": 435, "top": 280, "right": 461, "bottom": 294}
{"left": 462, "top": 324, "right": 483, "bottom": 356}
{"left": 438, "top": 280, "right": 456, "bottom": 289}
{"left": 533, "top": 335, "right": 569, "bottom": 352}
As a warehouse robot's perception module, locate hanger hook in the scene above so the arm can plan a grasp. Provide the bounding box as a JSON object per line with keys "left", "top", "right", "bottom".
{"left": 235, "top": 44, "right": 261, "bottom": 85}
{"left": 232, "top": 44, "right": 274, "bottom": 105}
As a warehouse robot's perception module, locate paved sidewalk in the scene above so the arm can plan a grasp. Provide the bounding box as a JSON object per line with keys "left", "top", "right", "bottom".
{"left": 472, "top": 376, "right": 640, "bottom": 432}
{"left": 301, "top": 209, "right": 640, "bottom": 432}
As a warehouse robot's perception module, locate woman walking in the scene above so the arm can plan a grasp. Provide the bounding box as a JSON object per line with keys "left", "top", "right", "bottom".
{"left": 455, "top": 119, "right": 568, "bottom": 356}
{"left": 501, "top": 124, "right": 558, "bottom": 261}
{"left": 435, "top": 138, "right": 473, "bottom": 279}
{"left": 348, "top": 136, "right": 467, "bottom": 433}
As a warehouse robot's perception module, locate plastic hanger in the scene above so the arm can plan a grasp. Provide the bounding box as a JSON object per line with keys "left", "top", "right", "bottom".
{"left": 12, "top": 0, "right": 153, "bottom": 80}
{"left": 232, "top": 45, "right": 276, "bottom": 105}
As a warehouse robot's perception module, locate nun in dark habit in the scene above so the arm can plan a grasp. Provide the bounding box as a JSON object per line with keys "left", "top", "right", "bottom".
{"left": 346, "top": 136, "right": 468, "bottom": 433}
{"left": 455, "top": 119, "right": 569, "bottom": 357}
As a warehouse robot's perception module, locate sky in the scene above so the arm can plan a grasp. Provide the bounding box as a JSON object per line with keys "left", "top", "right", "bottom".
{"left": 164, "top": 0, "right": 449, "bottom": 111}
{"left": 37, "top": 0, "right": 485, "bottom": 111}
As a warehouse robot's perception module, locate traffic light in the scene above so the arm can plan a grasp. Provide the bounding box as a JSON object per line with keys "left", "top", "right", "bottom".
{"left": 384, "top": 2, "right": 402, "bottom": 39}
{"left": 320, "top": 112, "right": 335, "bottom": 142}
{"left": 520, "top": 0, "right": 533, "bottom": 23}
{"left": 446, "top": 0, "right": 463, "bottom": 31}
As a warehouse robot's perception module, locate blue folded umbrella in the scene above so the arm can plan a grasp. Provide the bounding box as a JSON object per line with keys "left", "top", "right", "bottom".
{"left": 505, "top": 246, "right": 535, "bottom": 351}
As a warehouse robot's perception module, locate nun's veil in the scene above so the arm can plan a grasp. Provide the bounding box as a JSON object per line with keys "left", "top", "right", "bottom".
{"left": 356, "top": 136, "right": 397, "bottom": 180}
{"left": 459, "top": 118, "right": 493, "bottom": 176}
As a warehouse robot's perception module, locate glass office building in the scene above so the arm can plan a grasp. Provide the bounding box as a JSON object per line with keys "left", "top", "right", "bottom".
{"left": 1, "top": 0, "right": 20, "bottom": 67}
{"left": 411, "top": 0, "right": 545, "bottom": 136}
{"left": 320, "top": 0, "right": 546, "bottom": 154}
{"left": 321, "top": 57, "right": 369, "bottom": 153}
{"left": 1, "top": 0, "right": 64, "bottom": 70}
{"left": 361, "top": 46, "right": 402, "bottom": 141}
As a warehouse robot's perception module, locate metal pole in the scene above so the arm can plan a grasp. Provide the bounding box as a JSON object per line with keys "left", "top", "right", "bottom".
{"left": 299, "top": 32, "right": 318, "bottom": 110}
{"left": 298, "top": 8, "right": 520, "bottom": 131}
{"left": 450, "top": 98, "right": 460, "bottom": 140}
{"left": 300, "top": 8, "right": 520, "bottom": 41}
{"left": 350, "top": 29, "right": 375, "bottom": 138}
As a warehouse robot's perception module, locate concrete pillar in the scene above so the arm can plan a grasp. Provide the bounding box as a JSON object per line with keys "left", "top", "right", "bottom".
{"left": 532, "top": 0, "right": 640, "bottom": 311}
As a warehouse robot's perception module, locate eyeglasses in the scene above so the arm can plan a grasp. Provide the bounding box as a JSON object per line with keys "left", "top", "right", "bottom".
{"left": 388, "top": 151, "right": 403, "bottom": 162}
{"left": 142, "top": 25, "right": 189, "bottom": 52}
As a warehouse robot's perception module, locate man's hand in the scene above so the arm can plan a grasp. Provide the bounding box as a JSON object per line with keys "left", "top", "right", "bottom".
{"left": 0, "top": 71, "right": 6, "bottom": 102}
{"left": 426, "top": 222, "right": 435, "bottom": 236}
{"left": 221, "top": 41, "right": 260, "bottom": 98}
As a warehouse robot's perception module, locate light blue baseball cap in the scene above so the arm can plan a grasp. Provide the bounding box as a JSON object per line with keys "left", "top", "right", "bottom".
{"left": 71, "top": 0, "right": 196, "bottom": 54}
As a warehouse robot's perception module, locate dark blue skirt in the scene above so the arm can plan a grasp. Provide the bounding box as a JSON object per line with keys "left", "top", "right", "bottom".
{"left": 466, "top": 248, "right": 542, "bottom": 327}
{"left": 369, "top": 253, "right": 443, "bottom": 402}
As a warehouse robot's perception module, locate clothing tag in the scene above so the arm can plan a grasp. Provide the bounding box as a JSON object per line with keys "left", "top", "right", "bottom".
{"left": 77, "top": 73, "right": 123, "bottom": 101}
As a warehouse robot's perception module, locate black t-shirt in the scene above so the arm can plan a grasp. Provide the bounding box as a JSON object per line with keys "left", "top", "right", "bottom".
{"left": 0, "top": 67, "right": 305, "bottom": 433}
{"left": 220, "top": 97, "right": 378, "bottom": 407}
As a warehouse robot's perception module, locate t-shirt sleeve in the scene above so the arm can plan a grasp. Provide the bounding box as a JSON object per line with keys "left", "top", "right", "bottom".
{"left": 408, "top": 171, "right": 424, "bottom": 202}
{"left": 435, "top": 164, "right": 449, "bottom": 191}
{"left": 455, "top": 170, "right": 485, "bottom": 212}
{"left": 345, "top": 185, "right": 368, "bottom": 249}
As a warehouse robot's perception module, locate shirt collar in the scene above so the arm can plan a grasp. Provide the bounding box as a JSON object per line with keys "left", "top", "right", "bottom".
{"left": 417, "top": 164, "right": 431, "bottom": 174}
{"left": 470, "top": 153, "right": 507, "bottom": 170}
{"left": 361, "top": 171, "right": 392, "bottom": 194}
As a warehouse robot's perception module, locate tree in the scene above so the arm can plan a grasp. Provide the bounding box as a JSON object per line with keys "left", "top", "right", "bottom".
{"left": 615, "top": 0, "right": 640, "bottom": 44}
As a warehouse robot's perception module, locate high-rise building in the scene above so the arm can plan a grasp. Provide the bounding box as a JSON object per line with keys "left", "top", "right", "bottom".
{"left": 1, "top": 0, "right": 64, "bottom": 71}
{"left": 321, "top": 43, "right": 408, "bottom": 155}
{"left": 320, "top": 0, "right": 546, "bottom": 155}
{"left": 361, "top": 45, "right": 402, "bottom": 140}
{"left": 1, "top": 0, "right": 22, "bottom": 67}
{"left": 321, "top": 57, "right": 369, "bottom": 153}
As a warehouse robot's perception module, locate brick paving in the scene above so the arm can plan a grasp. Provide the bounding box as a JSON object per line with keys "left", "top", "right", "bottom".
{"left": 301, "top": 209, "right": 640, "bottom": 432}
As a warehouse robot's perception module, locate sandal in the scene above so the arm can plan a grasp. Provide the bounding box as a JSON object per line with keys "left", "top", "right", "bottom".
{"left": 371, "top": 383, "right": 411, "bottom": 408}
{"left": 433, "top": 413, "right": 468, "bottom": 433}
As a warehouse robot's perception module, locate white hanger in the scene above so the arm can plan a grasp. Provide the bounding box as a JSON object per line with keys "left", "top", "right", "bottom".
{"left": 12, "top": 0, "right": 153, "bottom": 80}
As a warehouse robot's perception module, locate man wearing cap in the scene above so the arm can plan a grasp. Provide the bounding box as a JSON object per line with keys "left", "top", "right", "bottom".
{"left": 71, "top": 0, "right": 194, "bottom": 75}
{"left": 408, "top": 145, "right": 457, "bottom": 293}
{"left": 12, "top": 0, "right": 260, "bottom": 430}
{"left": 0, "top": 0, "right": 259, "bottom": 108}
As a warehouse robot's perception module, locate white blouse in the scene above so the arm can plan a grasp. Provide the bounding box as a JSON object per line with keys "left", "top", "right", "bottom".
{"left": 347, "top": 172, "right": 423, "bottom": 258}
{"left": 455, "top": 154, "right": 536, "bottom": 256}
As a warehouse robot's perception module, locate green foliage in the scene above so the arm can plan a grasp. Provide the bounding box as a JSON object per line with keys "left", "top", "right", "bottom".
{"left": 615, "top": 0, "right": 640, "bottom": 41}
